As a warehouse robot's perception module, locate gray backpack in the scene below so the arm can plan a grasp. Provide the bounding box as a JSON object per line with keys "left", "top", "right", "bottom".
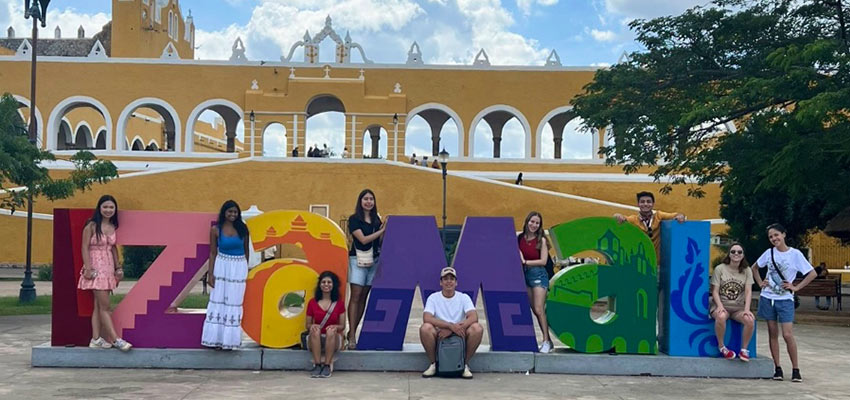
{"left": 437, "top": 334, "right": 466, "bottom": 377}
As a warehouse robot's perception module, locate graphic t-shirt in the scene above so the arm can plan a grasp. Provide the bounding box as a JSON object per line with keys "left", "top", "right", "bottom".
{"left": 710, "top": 263, "right": 753, "bottom": 312}
{"left": 755, "top": 247, "right": 814, "bottom": 301}
{"left": 348, "top": 215, "right": 382, "bottom": 256}
{"left": 306, "top": 298, "right": 345, "bottom": 334}
{"left": 423, "top": 291, "right": 475, "bottom": 324}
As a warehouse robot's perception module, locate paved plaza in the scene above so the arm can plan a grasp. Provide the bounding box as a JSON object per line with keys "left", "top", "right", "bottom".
{"left": 1, "top": 288, "right": 849, "bottom": 399}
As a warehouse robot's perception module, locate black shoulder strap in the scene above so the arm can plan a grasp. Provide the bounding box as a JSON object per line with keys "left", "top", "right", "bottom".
{"left": 770, "top": 248, "right": 787, "bottom": 281}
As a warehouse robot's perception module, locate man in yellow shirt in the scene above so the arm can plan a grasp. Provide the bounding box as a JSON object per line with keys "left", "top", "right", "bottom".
{"left": 613, "top": 191, "right": 686, "bottom": 259}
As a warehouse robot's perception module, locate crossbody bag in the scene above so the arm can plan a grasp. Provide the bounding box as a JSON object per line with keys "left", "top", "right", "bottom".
{"left": 770, "top": 248, "right": 800, "bottom": 309}
{"left": 301, "top": 301, "right": 337, "bottom": 349}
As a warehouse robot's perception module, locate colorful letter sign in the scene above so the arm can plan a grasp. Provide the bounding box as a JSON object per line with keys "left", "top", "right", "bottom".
{"left": 358, "top": 216, "right": 537, "bottom": 351}
{"left": 244, "top": 211, "right": 348, "bottom": 348}
{"left": 52, "top": 209, "right": 752, "bottom": 358}
{"left": 52, "top": 209, "right": 216, "bottom": 348}
{"left": 660, "top": 221, "right": 756, "bottom": 357}
{"left": 547, "top": 217, "right": 658, "bottom": 354}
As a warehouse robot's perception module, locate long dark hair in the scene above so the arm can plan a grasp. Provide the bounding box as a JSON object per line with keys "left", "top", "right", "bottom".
{"left": 88, "top": 194, "right": 119, "bottom": 241}
{"left": 314, "top": 271, "right": 341, "bottom": 302}
{"left": 217, "top": 200, "right": 249, "bottom": 239}
{"left": 352, "top": 189, "right": 380, "bottom": 227}
{"left": 721, "top": 242, "right": 750, "bottom": 273}
{"left": 520, "top": 211, "right": 544, "bottom": 251}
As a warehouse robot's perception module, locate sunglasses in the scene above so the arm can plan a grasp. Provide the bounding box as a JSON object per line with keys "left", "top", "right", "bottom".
{"left": 730, "top": 250, "right": 744, "bottom": 255}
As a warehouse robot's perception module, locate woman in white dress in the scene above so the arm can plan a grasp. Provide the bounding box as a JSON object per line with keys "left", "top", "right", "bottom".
{"left": 201, "top": 200, "right": 250, "bottom": 349}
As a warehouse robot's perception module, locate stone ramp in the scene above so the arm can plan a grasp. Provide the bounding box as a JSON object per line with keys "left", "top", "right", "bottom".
{"left": 31, "top": 343, "right": 773, "bottom": 378}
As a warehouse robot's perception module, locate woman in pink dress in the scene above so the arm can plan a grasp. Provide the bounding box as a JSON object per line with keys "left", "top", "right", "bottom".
{"left": 77, "top": 195, "right": 132, "bottom": 351}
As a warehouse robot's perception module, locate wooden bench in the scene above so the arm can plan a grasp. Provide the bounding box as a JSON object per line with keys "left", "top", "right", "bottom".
{"left": 793, "top": 278, "right": 842, "bottom": 311}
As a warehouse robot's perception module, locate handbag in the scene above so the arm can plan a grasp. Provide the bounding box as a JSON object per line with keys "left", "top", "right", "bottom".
{"left": 300, "top": 301, "right": 337, "bottom": 349}
{"left": 355, "top": 248, "right": 374, "bottom": 267}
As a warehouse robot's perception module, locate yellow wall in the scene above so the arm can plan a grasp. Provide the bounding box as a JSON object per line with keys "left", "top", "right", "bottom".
{"left": 521, "top": 180, "right": 722, "bottom": 221}
{"left": 0, "top": 160, "right": 697, "bottom": 263}
{"left": 0, "top": 59, "right": 600, "bottom": 157}
{"left": 111, "top": 0, "right": 194, "bottom": 59}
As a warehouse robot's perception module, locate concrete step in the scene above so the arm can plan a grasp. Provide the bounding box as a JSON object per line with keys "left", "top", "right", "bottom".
{"left": 32, "top": 343, "right": 773, "bottom": 378}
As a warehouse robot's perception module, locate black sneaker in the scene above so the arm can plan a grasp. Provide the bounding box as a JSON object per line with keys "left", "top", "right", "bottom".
{"left": 310, "top": 364, "right": 323, "bottom": 378}
{"left": 320, "top": 364, "right": 332, "bottom": 378}
{"left": 773, "top": 366, "right": 784, "bottom": 381}
{"left": 791, "top": 368, "right": 802, "bottom": 382}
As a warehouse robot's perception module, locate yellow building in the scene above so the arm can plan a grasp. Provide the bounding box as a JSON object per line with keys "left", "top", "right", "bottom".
{"left": 4, "top": 1, "right": 818, "bottom": 265}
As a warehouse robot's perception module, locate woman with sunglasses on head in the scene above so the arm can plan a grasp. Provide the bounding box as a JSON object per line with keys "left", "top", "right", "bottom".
{"left": 710, "top": 243, "right": 754, "bottom": 362}
{"left": 751, "top": 223, "right": 816, "bottom": 382}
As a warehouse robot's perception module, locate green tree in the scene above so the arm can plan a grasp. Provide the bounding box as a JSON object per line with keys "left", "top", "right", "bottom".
{"left": 571, "top": 0, "right": 850, "bottom": 251}
{"left": 1, "top": 92, "right": 118, "bottom": 212}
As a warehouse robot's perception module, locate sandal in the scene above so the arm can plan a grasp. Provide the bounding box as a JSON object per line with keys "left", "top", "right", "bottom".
{"left": 346, "top": 337, "right": 357, "bottom": 350}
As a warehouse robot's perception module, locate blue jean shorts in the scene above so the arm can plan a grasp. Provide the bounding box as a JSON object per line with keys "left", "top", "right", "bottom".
{"left": 524, "top": 266, "right": 549, "bottom": 289}
{"left": 348, "top": 255, "right": 378, "bottom": 287}
{"left": 757, "top": 297, "right": 795, "bottom": 323}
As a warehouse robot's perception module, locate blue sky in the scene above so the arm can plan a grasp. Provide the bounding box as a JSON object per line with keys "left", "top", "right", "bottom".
{"left": 1, "top": 0, "right": 707, "bottom": 156}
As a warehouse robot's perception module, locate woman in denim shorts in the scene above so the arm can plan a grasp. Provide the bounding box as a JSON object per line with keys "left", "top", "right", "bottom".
{"left": 346, "top": 189, "right": 385, "bottom": 349}
{"left": 518, "top": 211, "right": 553, "bottom": 353}
{"left": 752, "top": 223, "right": 816, "bottom": 382}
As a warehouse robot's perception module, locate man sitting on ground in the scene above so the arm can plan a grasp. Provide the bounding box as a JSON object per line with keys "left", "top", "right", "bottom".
{"left": 420, "top": 267, "right": 484, "bottom": 379}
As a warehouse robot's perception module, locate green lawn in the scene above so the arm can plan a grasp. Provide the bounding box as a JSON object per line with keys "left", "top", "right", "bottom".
{"left": 0, "top": 293, "right": 210, "bottom": 316}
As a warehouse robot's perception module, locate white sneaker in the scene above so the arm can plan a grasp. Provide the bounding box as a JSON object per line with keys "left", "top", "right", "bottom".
{"left": 89, "top": 337, "right": 112, "bottom": 349}
{"left": 462, "top": 364, "right": 473, "bottom": 379}
{"left": 422, "top": 363, "right": 436, "bottom": 378}
{"left": 113, "top": 338, "right": 133, "bottom": 352}
{"left": 539, "top": 341, "right": 553, "bottom": 353}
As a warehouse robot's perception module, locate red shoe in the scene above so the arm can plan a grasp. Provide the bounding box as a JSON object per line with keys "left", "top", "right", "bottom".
{"left": 739, "top": 349, "right": 750, "bottom": 362}
{"left": 719, "top": 346, "right": 736, "bottom": 360}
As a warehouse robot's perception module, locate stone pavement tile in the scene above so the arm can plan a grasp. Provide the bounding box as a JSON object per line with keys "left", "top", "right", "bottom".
{"left": 3, "top": 313, "right": 850, "bottom": 399}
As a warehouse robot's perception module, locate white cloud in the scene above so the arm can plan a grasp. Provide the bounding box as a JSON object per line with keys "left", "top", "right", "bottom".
{"left": 589, "top": 28, "right": 616, "bottom": 42}
{"left": 603, "top": 0, "right": 707, "bottom": 19}
{"left": 304, "top": 112, "right": 346, "bottom": 157}
{"left": 516, "top": 0, "right": 559, "bottom": 15}
{"left": 1, "top": 1, "right": 111, "bottom": 41}
{"left": 262, "top": 123, "right": 288, "bottom": 156}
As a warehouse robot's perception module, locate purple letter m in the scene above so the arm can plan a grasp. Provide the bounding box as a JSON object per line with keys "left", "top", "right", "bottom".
{"left": 358, "top": 216, "right": 537, "bottom": 352}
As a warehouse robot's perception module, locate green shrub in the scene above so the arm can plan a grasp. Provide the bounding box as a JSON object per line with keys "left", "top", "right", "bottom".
{"left": 122, "top": 246, "right": 165, "bottom": 278}
{"left": 37, "top": 264, "right": 52, "bottom": 281}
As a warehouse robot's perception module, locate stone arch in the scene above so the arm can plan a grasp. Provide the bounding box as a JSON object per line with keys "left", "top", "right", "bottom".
{"left": 305, "top": 94, "right": 346, "bottom": 157}
{"left": 406, "top": 103, "right": 463, "bottom": 158}
{"left": 147, "top": 139, "right": 160, "bottom": 151}
{"left": 116, "top": 97, "right": 182, "bottom": 152}
{"left": 262, "top": 122, "right": 288, "bottom": 157}
{"left": 185, "top": 99, "right": 244, "bottom": 153}
{"left": 47, "top": 96, "right": 113, "bottom": 151}
{"left": 95, "top": 128, "right": 107, "bottom": 149}
{"left": 131, "top": 136, "right": 144, "bottom": 151}
{"left": 57, "top": 120, "right": 73, "bottom": 150}
{"left": 536, "top": 106, "right": 593, "bottom": 159}
{"left": 11, "top": 95, "right": 45, "bottom": 148}
{"left": 468, "top": 105, "right": 531, "bottom": 159}
{"left": 306, "top": 94, "right": 346, "bottom": 116}
{"left": 74, "top": 121, "right": 93, "bottom": 149}
{"left": 362, "top": 124, "right": 388, "bottom": 159}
